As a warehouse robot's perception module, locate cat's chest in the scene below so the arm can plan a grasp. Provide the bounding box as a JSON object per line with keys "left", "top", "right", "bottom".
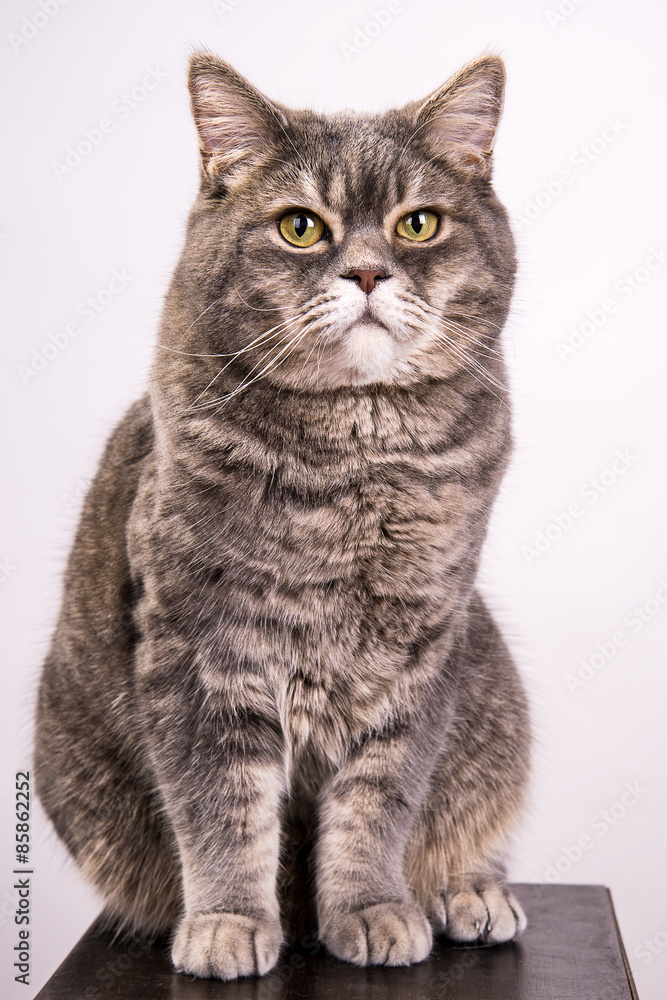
{"left": 242, "top": 460, "right": 463, "bottom": 762}
{"left": 247, "top": 449, "right": 467, "bottom": 590}
{"left": 183, "top": 431, "right": 472, "bottom": 675}
{"left": 174, "top": 389, "right": 478, "bottom": 602}
{"left": 271, "top": 636, "right": 414, "bottom": 772}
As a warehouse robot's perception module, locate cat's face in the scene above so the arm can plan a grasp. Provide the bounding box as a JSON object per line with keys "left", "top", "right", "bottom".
{"left": 171, "top": 55, "right": 515, "bottom": 397}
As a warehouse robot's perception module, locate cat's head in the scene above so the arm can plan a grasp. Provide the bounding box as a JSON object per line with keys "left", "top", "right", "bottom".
{"left": 169, "top": 52, "right": 515, "bottom": 397}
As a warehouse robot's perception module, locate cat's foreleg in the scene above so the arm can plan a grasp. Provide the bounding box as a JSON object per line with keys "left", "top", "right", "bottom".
{"left": 314, "top": 726, "right": 437, "bottom": 967}
{"left": 138, "top": 660, "right": 286, "bottom": 980}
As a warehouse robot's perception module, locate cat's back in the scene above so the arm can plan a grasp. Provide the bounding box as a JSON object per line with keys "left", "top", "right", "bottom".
{"left": 41, "top": 394, "right": 154, "bottom": 677}
{"left": 35, "top": 394, "right": 157, "bottom": 841}
{"left": 67, "top": 393, "right": 153, "bottom": 591}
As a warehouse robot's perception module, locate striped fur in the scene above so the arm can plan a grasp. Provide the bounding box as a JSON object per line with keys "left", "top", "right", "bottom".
{"left": 35, "top": 52, "right": 530, "bottom": 979}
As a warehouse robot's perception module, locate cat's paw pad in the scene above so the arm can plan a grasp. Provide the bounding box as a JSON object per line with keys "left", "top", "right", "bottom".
{"left": 432, "top": 882, "right": 526, "bottom": 944}
{"left": 171, "top": 911, "right": 282, "bottom": 980}
{"left": 322, "top": 901, "right": 432, "bottom": 966}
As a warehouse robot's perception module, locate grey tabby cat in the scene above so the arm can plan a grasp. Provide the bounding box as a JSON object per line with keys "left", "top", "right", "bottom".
{"left": 35, "top": 51, "right": 530, "bottom": 980}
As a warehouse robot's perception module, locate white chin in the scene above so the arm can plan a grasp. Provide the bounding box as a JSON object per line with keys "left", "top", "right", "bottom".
{"left": 341, "top": 322, "right": 396, "bottom": 384}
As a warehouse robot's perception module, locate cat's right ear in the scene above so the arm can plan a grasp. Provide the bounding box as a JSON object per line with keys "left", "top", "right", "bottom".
{"left": 187, "top": 53, "right": 287, "bottom": 181}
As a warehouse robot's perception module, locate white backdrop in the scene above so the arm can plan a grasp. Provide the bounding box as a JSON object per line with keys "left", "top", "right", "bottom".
{"left": 2, "top": 0, "right": 666, "bottom": 997}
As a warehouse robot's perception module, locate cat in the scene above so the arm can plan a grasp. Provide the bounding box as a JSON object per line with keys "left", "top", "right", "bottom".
{"left": 35, "top": 50, "right": 530, "bottom": 981}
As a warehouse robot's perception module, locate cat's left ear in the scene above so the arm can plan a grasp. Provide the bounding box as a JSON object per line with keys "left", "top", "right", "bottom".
{"left": 408, "top": 55, "right": 506, "bottom": 179}
{"left": 187, "top": 52, "right": 287, "bottom": 181}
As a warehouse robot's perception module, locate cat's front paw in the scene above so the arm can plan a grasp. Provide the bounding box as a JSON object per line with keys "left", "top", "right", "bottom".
{"left": 322, "top": 901, "right": 432, "bottom": 966}
{"left": 172, "top": 911, "right": 283, "bottom": 980}
{"left": 428, "top": 880, "right": 526, "bottom": 944}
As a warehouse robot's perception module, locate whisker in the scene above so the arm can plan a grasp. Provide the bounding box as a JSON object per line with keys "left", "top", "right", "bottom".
{"left": 184, "top": 289, "right": 339, "bottom": 412}
{"left": 435, "top": 332, "right": 508, "bottom": 399}
{"left": 158, "top": 345, "right": 229, "bottom": 358}
{"left": 395, "top": 289, "right": 506, "bottom": 363}
{"left": 233, "top": 286, "right": 281, "bottom": 313}
{"left": 292, "top": 325, "right": 330, "bottom": 386}
{"left": 448, "top": 310, "right": 505, "bottom": 332}
{"left": 186, "top": 316, "right": 304, "bottom": 410}
{"left": 156, "top": 298, "right": 224, "bottom": 355}
{"left": 195, "top": 322, "right": 313, "bottom": 412}
{"left": 439, "top": 333, "right": 506, "bottom": 384}
{"left": 210, "top": 323, "right": 314, "bottom": 413}
{"left": 439, "top": 318, "right": 504, "bottom": 360}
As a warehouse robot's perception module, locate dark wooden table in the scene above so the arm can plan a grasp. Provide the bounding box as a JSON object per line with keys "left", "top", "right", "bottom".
{"left": 35, "top": 884, "right": 639, "bottom": 999}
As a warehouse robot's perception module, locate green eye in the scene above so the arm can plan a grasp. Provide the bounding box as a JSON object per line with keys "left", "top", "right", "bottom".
{"left": 279, "top": 210, "right": 326, "bottom": 247}
{"left": 396, "top": 210, "right": 439, "bottom": 242}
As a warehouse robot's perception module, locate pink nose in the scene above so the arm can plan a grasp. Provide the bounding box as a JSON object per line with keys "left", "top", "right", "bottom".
{"left": 342, "top": 268, "right": 388, "bottom": 295}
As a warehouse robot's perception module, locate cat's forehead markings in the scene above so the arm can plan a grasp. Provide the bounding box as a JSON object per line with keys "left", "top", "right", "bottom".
{"left": 296, "top": 175, "right": 325, "bottom": 207}
{"left": 323, "top": 167, "right": 348, "bottom": 213}
{"left": 387, "top": 163, "right": 458, "bottom": 212}
{"left": 263, "top": 174, "right": 331, "bottom": 216}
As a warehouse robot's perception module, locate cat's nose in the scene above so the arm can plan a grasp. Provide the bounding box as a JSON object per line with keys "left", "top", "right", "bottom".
{"left": 342, "top": 268, "right": 389, "bottom": 295}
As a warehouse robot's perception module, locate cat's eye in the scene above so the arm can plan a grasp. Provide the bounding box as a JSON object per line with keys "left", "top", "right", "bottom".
{"left": 279, "top": 211, "right": 326, "bottom": 248}
{"left": 396, "top": 210, "right": 439, "bottom": 242}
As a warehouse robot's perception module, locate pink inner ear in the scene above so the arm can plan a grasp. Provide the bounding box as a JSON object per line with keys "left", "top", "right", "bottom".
{"left": 201, "top": 114, "right": 260, "bottom": 156}
{"left": 464, "top": 119, "right": 496, "bottom": 154}
{"left": 433, "top": 112, "right": 494, "bottom": 155}
{"left": 192, "top": 73, "right": 268, "bottom": 166}
{"left": 418, "top": 65, "right": 503, "bottom": 170}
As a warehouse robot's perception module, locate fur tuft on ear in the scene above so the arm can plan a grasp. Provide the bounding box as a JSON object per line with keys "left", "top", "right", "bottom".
{"left": 410, "top": 56, "right": 506, "bottom": 178}
{"left": 187, "top": 52, "right": 287, "bottom": 179}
